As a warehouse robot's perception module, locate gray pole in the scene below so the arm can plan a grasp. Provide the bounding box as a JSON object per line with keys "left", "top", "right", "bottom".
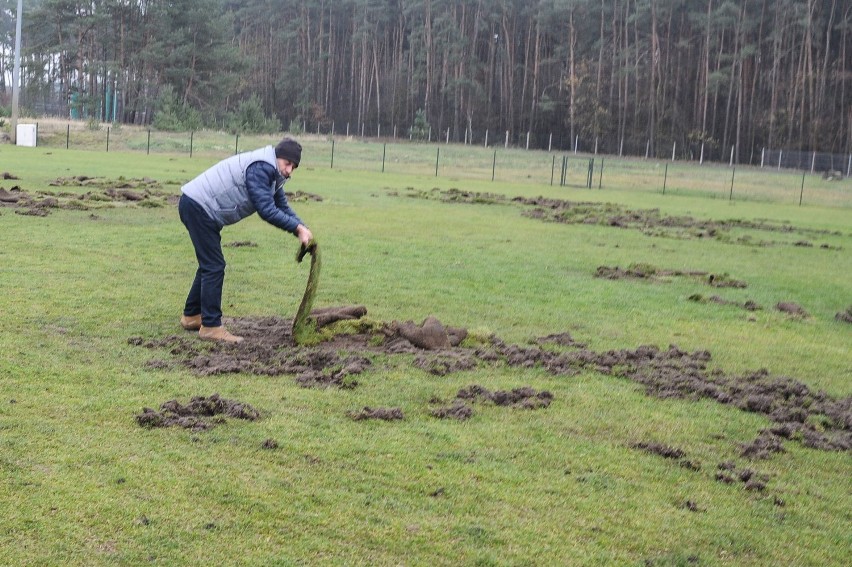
{"left": 10, "top": 0, "right": 24, "bottom": 144}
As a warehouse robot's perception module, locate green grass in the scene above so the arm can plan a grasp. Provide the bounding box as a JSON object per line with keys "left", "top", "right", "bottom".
{"left": 0, "top": 144, "right": 850, "bottom": 566}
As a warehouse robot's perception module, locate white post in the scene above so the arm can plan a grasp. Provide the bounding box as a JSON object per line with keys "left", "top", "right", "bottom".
{"left": 446, "top": 128, "right": 449, "bottom": 144}
{"left": 619, "top": 137, "right": 624, "bottom": 157}
{"left": 332, "top": 121, "right": 335, "bottom": 136}
{"left": 10, "top": 0, "right": 22, "bottom": 144}
{"left": 847, "top": 154, "right": 851, "bottom": 177}
{"left": 811, "top": 151, "right": 816, "bottom": 173}
{"left": 672, "top": 141, "right": 676, "bottom": 162}
{"left": 361, "top": 123, "right": 365, "bottom": 137}
{"left": 548, "top": 132, "right": 552, "bottom": 152}
{"left": 645, "top": 140, "right": 650, "bottom": 159}
{"left": 346, "top": 122, "right": 350, "bottom": 137}
{"left": 393, "top": 125, "right": 397, "bottom": 138}
{"left": 700, "top": 142, "right": 705, "bottom": 164}
{"left": 428, "top": 126, "right": 432, "bottom": 142}
{"left": 504, "top": 130, "right": 509, "bottom": 148}
{"left": 760, "top": 147, "right": 764, "bottom": 168}
{"left": 594, "top": 137, "right": 598, "bottom": 155}
{"left": 778, "top": 150, "right": 782, "bottom": 170}
{"left": 574, "top": 135, "right": 578, "bottom": 154}
{"left": 730, "top": 145, "right": 734, "bottom": 167}
{"left": 378, "top": 123, "right": 381, "bottom": 138}
{"left": 525, "top": 131, "right": 530, "bottom": 150}
{"left": 484, "top": 129, "right": 489, "bottom": 147}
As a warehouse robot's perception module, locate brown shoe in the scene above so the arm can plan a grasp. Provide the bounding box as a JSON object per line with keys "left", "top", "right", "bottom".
{"left": 199, "top": 325, "right": 244, "bottom": 343}
{"left": 180, "top": 314, "right": 202, "bottom": 331}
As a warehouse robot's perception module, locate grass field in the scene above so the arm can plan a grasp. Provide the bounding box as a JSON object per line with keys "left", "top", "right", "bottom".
{"left": 0, "top": 138, "right": 850, "bottom": 566}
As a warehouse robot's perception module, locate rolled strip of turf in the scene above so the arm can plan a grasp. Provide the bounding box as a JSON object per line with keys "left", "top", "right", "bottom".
{"left": 293, "top": 240, "right": 321, "bottom": 345}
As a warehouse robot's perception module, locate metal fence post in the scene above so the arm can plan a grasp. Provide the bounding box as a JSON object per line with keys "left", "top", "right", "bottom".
{"left": 550, "top": 155, "right": 555, "bottom": 186}
{"left": 663, "top": 163, "right": 668, "bottom": 195}
{"left": 106, "top": 127, "right": 110, "bottom": 152}
{"left": 331, "top": 139, "right": 335, "bottom": 169}
{"left": 491, "top": 150, "right": 497, "bottom": 181}
{"left": 729, "top": 167, "right": 735, "bottom": 200}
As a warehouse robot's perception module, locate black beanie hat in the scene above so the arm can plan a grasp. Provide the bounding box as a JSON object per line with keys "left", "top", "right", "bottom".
{"left": 275, "top": 138, "right": 302, "bottom": 167}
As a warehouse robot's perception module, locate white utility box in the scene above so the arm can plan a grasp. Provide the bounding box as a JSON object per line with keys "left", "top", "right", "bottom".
{"left": 16, "top": 123, "right": 37, "bottom": 147}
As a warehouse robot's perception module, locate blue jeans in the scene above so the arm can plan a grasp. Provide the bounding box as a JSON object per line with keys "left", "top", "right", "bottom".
{"left": 179, "top": 194, "right": 225, "bottom": 328}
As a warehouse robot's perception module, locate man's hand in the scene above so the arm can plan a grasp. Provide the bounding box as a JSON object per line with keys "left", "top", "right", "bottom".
{"left": 295, "top": 224, "right": 314, "bottom": 247}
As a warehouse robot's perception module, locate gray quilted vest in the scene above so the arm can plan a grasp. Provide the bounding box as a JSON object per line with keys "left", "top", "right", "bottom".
{"left": 181, "top": 145, "right": 279, "bottom": 227}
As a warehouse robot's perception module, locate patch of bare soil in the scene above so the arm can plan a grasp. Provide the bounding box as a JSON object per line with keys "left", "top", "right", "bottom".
{"left": 836, "top": 306, "right": 852, "bottom": 324}
{"left": 399, "top": 188, "right": 844, "bottom": 248}
{"left": 630, "top": 441, "right": 702, "bottom": 471}
{"left": 1, "top": 176, "right": 175, "bottom": 216}
{"left": 289, "top": 191, "right": 324, "bottom": 202}
{"left": 347, "top": 407, "right": 404, "bottom": 421}
{"left": 715, "top": 461, "right": 769, "bottom": 491}
{"left": 775, "top": 302, "right": 809, "bottom": 317}
{"left": 595, "top": 264, "right": 746, "bottom": 288}
{"left": 2, "top": 172, "right": 20, "bottom": 179}
{"left": 135, "top": 393, "right": 259, "bottom": 431}
{"left": 131, "top": 308, "right": 851, "bottom": 456}
{"left": 688, "top": 294, "right": 762, "bottom": 311}
{"left": 225, "top": 241, "right": 258, "bottom": 247}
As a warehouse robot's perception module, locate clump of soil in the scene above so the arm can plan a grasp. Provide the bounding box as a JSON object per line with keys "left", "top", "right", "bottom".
{"left": 688, "top": 294, "right": 761, "bottom": 311}
{"left": 430, "top": 385, "right": 553, "bottom": 420}
{"left": 630, "top": 441, "right": 702, "bottom": 471}
{"left": 630, "top": 441, "right": 685, "bottom": 460}
{"left": 834, "top": 306, "right": 852, "bottom": 324}
{"left": 225, "top": 241, "right": 258, "bottom": 247}
{"left": 775, "top": 302, "right": 809, "bottom": 317}
{"left": 136, "top": 393, "right": 259, "bottom": 431}
{"left": 261, "top": 438, "right": 279, "bottom": 449}
{"left": 2, "top": 172, "right": 20, "bottom": 180}
{"left": 457, "top": 384, "right": 554, "bottom": 409}
{"left": 740, "top": 429, "right": 786, "bottom": 459}
{"left": 347, "top": 406, "right": 404, "bottom": 421}
{"left": 715, "top": 461, "right": 769, "bottom": 491}
{"left": 707, "top": 273, "right": 747, "bottom": 288}
{"left": 596, "top": 264, "right": 747, "bottom": 288}
{"left": 390, "top": 316, "right": 468, "bottom": 349}
{"left": 430, "top": 400, "right": 474, "bottom": 421}
{"left": 289, "top": 191, "right": 324, "bottom": 202}
{"left": 131, "top": 308, "right": 851, "bottom": 456}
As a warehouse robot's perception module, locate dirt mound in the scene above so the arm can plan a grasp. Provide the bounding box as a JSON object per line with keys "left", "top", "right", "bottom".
{"left": 347, "top": 407, "right": 404, "bottom": 421}
{"left": 836, "top": 306, "right": 852, "bottom": 324}
{"left": 688, "top": 294, "right": 762, "bottom": 311}
{"left": 596, "top": 264, "right": 746, "bottom": 288}
{"left": 136, "top": 393, "right": 259, "bottom": 431}
{"left": 429, "top": 385, "right": 552, "bottom": 420}
{"left": 289, "top": 191, "right": 324, "bottom": 202}
{"left": 131, "top": 310, "right": 851, "bottom": 456}
{"left": 775, "top": 302, "right": 809, "bottom": 317}
{"left": 1, "top": 172, "right": 20, "bottom": 180}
